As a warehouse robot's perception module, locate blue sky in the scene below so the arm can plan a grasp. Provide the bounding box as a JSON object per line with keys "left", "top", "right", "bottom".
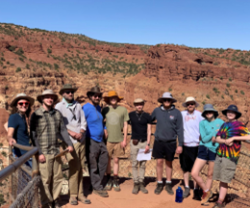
{"left": 0, "top": 0, "right": 249, "bottom": 50}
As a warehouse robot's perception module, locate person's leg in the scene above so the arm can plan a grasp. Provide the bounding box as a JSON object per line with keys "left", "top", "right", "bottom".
{"left": 52, "top": 156, "right": 64, "bottom": 202}
{"left": 165, "top": 160, "right": 173, "bottom": 182}
{"left": 206, "top": 161, "right": 215, "bottom": 191}
{"left": 138, "top": 141, "right": 148, "bottom": 194}
{"left": 156, "top": 159, "right": 164, "bottom": 181}
{"left": 218, "top": 182, "right": 228, "bottom": 204}
{"left": 130, "top": 140, "right": 140, "bottom": 194}
{"left": 98, "top": 142, "right": 109, "bottom": 184}
{"left": 191, "top": 158, "right": 207, "bottom": 191}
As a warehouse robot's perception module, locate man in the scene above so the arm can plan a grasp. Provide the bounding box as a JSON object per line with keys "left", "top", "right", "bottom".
{"left": 151, "top": 92, "right": 183, "bottom": 195}
{"left": 129, "top": 98, "right": 152, "bottom": 194}
{"left": 83, "top": 86, "right": 109, "bottom": 198}
{"left": 30, "top": 89, "right": 74, "bottom": 208}
{"left": 180, "top": 97, "right": 203, "bottom": 199}
{"left": 102, "top": 91, "right": 129, "bottom": 192}
{"left": 55, "top": 84, "right": 91, "bottom": 205}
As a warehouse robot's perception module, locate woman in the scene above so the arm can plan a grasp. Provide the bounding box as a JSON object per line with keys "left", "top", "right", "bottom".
{"left": 191, "top": 104, "right": 224, "bottom": 205}
{"left": 7, "top": 93, "right": 34, "bottom": 168}
{"left": 212, "top": 105, "right": 250, "bottom": 208}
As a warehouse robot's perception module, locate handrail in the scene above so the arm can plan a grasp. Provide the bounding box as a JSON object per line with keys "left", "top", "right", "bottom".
{"left": 0, "top": 147, "right": 38, "bottom": 182}
{"left": 12, "top": 143, "right": 34, "bottom": 151}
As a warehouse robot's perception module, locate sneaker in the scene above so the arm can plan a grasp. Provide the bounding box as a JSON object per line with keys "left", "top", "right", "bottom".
{"left": 193, "top": 189, "right": 201, "bottom": 201}
{"left": 183, "top": 187, "right": 190, "bottom": 198}
{"left": 113, "top": 178, "right": 121, "bottom": 192}
{"left": 139, "top": 182, "right": 148, "bottom": 194}
{"left": 212, "top": 202, "right": 225, "bottom": 208}
{"left": 104, "top": 178, "right": 113, "bottom": 191}
{"left": 93, "top": 189, "right": 109, "bottom": 198}
{"left": 154, "top": 183, "right": 164, "bottom": 195}
{"left": 165, "top": 183, "right": 174, "bottom": 195}
{"left": 132, "top": 182, "right": 140, "bottom": 194}
{"left": 201, "top": 190, "right": 212, "bottom": 205}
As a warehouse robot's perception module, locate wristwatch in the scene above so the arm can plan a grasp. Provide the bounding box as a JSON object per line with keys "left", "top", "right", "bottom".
{"left": 147, "top": 143, "right": 150, "bottom": 146}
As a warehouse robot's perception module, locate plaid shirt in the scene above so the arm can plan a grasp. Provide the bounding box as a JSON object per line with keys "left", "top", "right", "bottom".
{"left": 30, "top": 106, "right": 72, "bottom": 155}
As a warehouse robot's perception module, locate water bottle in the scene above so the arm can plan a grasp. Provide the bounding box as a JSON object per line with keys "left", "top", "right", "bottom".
{"left": 175, "top": 186, "right": 183, "bottom": 203}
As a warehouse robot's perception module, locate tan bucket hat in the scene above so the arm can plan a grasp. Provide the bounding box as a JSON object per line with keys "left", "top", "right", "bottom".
{"left": 59, "top": 84, "right": 78, "bottom": 95}
{"left": 182, "top": 97, "right": 199, "bottom": 107}
{"left": 10, "top": 93, "right": 35, "bottom": 108}
{"left": 133, "top": 98, "right": 145, "bottom": 104}
{"left": 37, "top": 89, "right": 58, "bottom": 103}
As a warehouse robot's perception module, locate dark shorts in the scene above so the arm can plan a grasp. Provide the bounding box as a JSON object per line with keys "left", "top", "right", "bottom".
{"left": 152, "top": 140, "right": 177, "bottom": 161}
{"left": 197, "top": 145, "right": 216, "bottom": 161}
{"left": 179, "top": 146, "right": 198, "bottom": 172}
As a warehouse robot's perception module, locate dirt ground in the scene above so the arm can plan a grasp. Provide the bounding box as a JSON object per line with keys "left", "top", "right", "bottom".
{"left": 61, "top": 179, "right": 215, "bottom": 208}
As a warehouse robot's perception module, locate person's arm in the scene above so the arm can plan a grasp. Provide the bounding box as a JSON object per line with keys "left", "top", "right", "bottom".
{"left": 225, "top": 125, "right": 250, "bottom": 146}
{"left": 176, "top": 111, "right": 183, "bottom": 154}
{"left": 121, "top": 121, "right": 128, "bottom": 148}
{"left": 80, "top": 107, "right": 87, "bottom": 132}
{"left": 7, "top": 115, "right": 17, "bottom": 146}
{"left": 151, "top": 109, "right": 156, "bottom": 122}
{"left": 199, "top": 121, "right": 215, "bottom": 143}
{"left": 144, "top": 123, "right": 151, "bottom": 153}
{"left": 4, "top": 122, "right": 8, "bottom": 132}
{"left": 213, "top": 136, "right": 226, "bottom": 144}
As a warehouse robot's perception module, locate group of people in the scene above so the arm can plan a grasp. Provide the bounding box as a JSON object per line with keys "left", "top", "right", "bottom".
{"left": 6, "top": 84, "right": 250, "bottom": 208}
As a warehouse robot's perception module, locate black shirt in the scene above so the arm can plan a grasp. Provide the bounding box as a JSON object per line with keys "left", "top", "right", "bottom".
{"left": 129, "top": 111, "right": 151, "bottom": 141}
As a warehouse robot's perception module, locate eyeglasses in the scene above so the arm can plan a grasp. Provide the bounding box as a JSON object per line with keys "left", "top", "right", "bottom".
{"left": 186, "top": 103, "right": 195, "bottom": 106}
{"left": 163, "top": 99, "right": 172, "bottom": 102}
{"left": 65, "top": 91, "right": 74, "bottom": 94}
{"left": 18, "top": 101, "right": 30, "bottom": 106}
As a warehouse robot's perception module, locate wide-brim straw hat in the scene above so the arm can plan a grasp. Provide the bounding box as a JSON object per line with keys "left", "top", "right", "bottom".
{"left": 86, "top": 86, "right": 103, "bottom": 97}
{"left": 182, "top": 97, "right": 199, "bottom": 107}
{"left": 59, "top": 84, "right": 78, "bottom": 95}
{"left": 133, "top": 98, "right": 145, "bottom": 104}
{"left": 10, "top": 93, "right": 35, "bottom": 108}
{"left": 222, "top": 105, "right": 242, "bottom": 119}
{"left": 158, "top": 92, "right": 177, "bottom": 103}
{"left": 202, "top": 104, "right": 219, "bottom": 118}
{"left": 37, "top": 89, "right": 58, "bottom": 103}
{"left": 104, "top": 91, "right": 123, "bottom": 104}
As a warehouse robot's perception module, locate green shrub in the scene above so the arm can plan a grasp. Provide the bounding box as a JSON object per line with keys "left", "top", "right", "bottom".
{"left": 16, "top": 67, "right": 21, "bottom": 72}
{"left": 221, "top": 95, "right": 224, "bottom": 99}
{"left": 19, "top": 57, "right": 24, "bottom": 62}
{"left": 26, "top": 64, "right": 30, "bottom": 69}
{"left": 240, "top": 90, "right": 245, "bottom": 95}
{"left": 168, "top": 87, "right": 172, "bottom": 92}
{"left": 235, "top": 89, "right": 238, "bottom": 93}
{"left": 230, "top": 95, "right": 234, "bottom": 100}
{"left": 206, "top": 94, "right": 210, "bottom": 99}
{"left": 7, "top": 45, "right": 16, "bottom": 51}
{"left": 226, "top": 83, "right": 230, "bottom": 88}
{"left": 54, "top": 63, "right": 59, "bottom": 70}
{"left": 16, "top": 48, "right": 24, "bottom": 56}
{"left": 229, "top": 77, "right": 232, "bottom": 81}
{"left": 220, "top": 76, "right": 223, "bottom": 80}
{"left": 0, "top": 57, "right": 5, "bottom": 61}
{"left": 47, "top": 48, "right": 52, "bottom": 54}
{"left": 213, "top": 87, "right": 220, "bottom": 94}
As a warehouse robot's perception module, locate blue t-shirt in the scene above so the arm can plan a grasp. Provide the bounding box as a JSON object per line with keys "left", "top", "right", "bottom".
{"left": 8, "top": 113, "right": 31, "bottom": 157}
{"left": 83, "top": 103, "right": 105, "bottom": 142}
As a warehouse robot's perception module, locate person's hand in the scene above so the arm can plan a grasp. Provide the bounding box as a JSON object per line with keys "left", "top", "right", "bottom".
{"left": 75, "top": 133, "right": 83, "bottom": 140}
{"left": 176, "top": 146, "right": 183, "bottom": 154}
{"left": 69, "top": 131, "right": 77, "bottom": 139}
{"left": 121, "top": 140, "right": 127, "bottom": 148}
{"left": 39, "top": 154, "right": 46, "bottom": 163}
{"left": 67, "top": 146, "right": 74, "bottom": 153}
{"left": 8, "top": 138, "right": 16, "bottom": 146}
{"left": 144, "top": 145, "right": 150, "bottom": 153}
{"left": 212, "top": 136, "right": 216, "bottom": 143}
{"left": 104, "top": 130, "right": 108, "bottom": 139}
{"left": 225, "top": 138, "right": 234, "bottom": 146}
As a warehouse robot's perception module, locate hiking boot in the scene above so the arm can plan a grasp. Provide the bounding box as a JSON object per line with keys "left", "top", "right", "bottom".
{"left": 212, "top": 202, "right": 225, "bottom": 208}
{"left": 132, "top": 182, "right": 140, "bottom": 194}
{"left": 154, "top": 183, "right": 164, "bottom": 195}
{"left": 54, "top": 200, "right": 61, "bottom": 208}
{"left": 69, "top": 196, "right": 78, "bottom": 205}
{"left": 193, "top": 189, "right": 201, "bottom": 201}
{"left": 93, "top": 189, "right": 109, "bottom": 198}
{"left": 113, "top": 178, "right": 121, "bottom": 192}
{"left": 183, "top": 187, "right": 190, "bottom": 198}
{"left": 104, "top": 178, "right": 113, "bottom": 191}
{"left": 78, "top": 195, "right": 91, "bottom": 204}
{"left": 139, "top": 182, "right": 148, "bottom": 194}
{"left": 165, "top": 183, "right": 174, "bottom": 195}
{"left": 201, "top": 190, "right": 212, "bottom": 205}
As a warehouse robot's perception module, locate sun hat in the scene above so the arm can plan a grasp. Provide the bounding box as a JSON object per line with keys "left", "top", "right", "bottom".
{"left": 158, "top": 92, "right": 177, "bottom": 103}
{"left": 59, "top": 84, "right": 78, "bottom": 95}
{"left": 86, "top": 86, "right": 103, "bottom": 97}
{"left": 37, "top": 89, "right": 58, "bottom": 103}
{"left": 103, "top": 91, "right": 123, "bottom": 104}
{"left": 201, "top": 104, "right": 219, "bottom": 118}
{"left": 182, "top": 97, "right": 199, "bottom": 107}
{"left": 133, "top": 98, "right": 145, "bottom": 104}
{"left": 222, "top": 105, "right": 242, "bottom": 119}
{"left": 10, "top": 93, "right": 35, "bottom": 108}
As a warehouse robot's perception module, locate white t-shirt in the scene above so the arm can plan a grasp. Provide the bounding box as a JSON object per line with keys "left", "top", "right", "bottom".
{"left": 181, "top": 110, "right": 204, "bottom": 147}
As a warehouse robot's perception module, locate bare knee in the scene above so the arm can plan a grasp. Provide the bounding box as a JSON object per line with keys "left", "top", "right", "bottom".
{"left": 207, "top": 171, "right": 213, "bottom": 179}
{"left": 114, "top": 157, "right": 119, "bottom": 164}
{"left": 157, "top": 159, "right": 163, "bottom": 167}
{"left": 191, "top": 170, "right": 198, "bottom": 179}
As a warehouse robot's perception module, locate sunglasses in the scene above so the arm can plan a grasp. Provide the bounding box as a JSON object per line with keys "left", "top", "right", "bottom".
{"left": 65, "top": 91, "right": 74, "bottom": 94}
{"left": 186, "top": 103, "right": 195, "bottom": 106}
{"left": 18, "top": 101, "right": 30, "bottom": 106}
{"left": 163, "top": 99, "right": 172, "bottom": 102}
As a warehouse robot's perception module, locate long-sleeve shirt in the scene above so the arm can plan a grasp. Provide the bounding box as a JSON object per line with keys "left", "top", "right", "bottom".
{"left": 199, "top": 118, "right": 224, "bottom": 153}
{"left": 151, "top": 105, "right": 183, "bottom": 146}
{"left": 30, "top": 106, "right": 72, "bottom": 155}
{"left": 55, "top": 99, "right": 87, "bottom": 144}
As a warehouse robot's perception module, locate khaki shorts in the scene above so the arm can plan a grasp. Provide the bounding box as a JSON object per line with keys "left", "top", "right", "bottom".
{"left": 213, "top": 155, "right": 237, "bottom": 183}
{"left": 107, "top": 142, "right": 125, "bottom": 158}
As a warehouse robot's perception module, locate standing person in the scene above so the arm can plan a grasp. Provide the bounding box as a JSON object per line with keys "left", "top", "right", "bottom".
{"left": 30, "top": 89, "right": 74, "bottom": 208}
{"left": 83, "top": 86, "right": 109, "bottom": 198}
{"left": 212, "top": 105, "right": 250, "bottom": 208}
{"left": 191, "top": 104, "right": 224, "bottom": 205}
{"left": 55, "top": 84, "right": 91, "bottom": 205}
{"left": 180, "top": 97, "right": 203, "bottom": 199}
{"left": 151, "top": 92, "right": 183, "bottom": 195}
{"left": 102, "top": 91, "right": 129, "bottom": 192}
{"left": 7, "top": 93, "right": 34, "bottom": 168}
{"left": 129, "top": 98, "right": 152, "bottom": 194}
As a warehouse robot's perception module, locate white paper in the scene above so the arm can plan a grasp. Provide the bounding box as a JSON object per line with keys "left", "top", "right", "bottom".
{"left": 136, "top": 149, "right": 152, "bottom": 161}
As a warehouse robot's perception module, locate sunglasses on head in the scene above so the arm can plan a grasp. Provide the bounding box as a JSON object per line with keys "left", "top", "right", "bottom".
{"left": 186, "top": 103, "right": 195, "bottom": 106}
{"left": 18, "top": 101, "right": 30, "bottom": 106}
{"left": 65, "top": 91, "right": 74, "bottom": 94}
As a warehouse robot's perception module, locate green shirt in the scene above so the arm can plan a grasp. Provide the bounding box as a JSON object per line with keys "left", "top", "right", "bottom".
{"left": 102, "top": 106, "right": 129, "bottom": 143}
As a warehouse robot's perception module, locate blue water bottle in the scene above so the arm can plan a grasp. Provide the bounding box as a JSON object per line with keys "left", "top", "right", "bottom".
{"left": 175, "top": 186, "right": 183, "bottom": 203}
